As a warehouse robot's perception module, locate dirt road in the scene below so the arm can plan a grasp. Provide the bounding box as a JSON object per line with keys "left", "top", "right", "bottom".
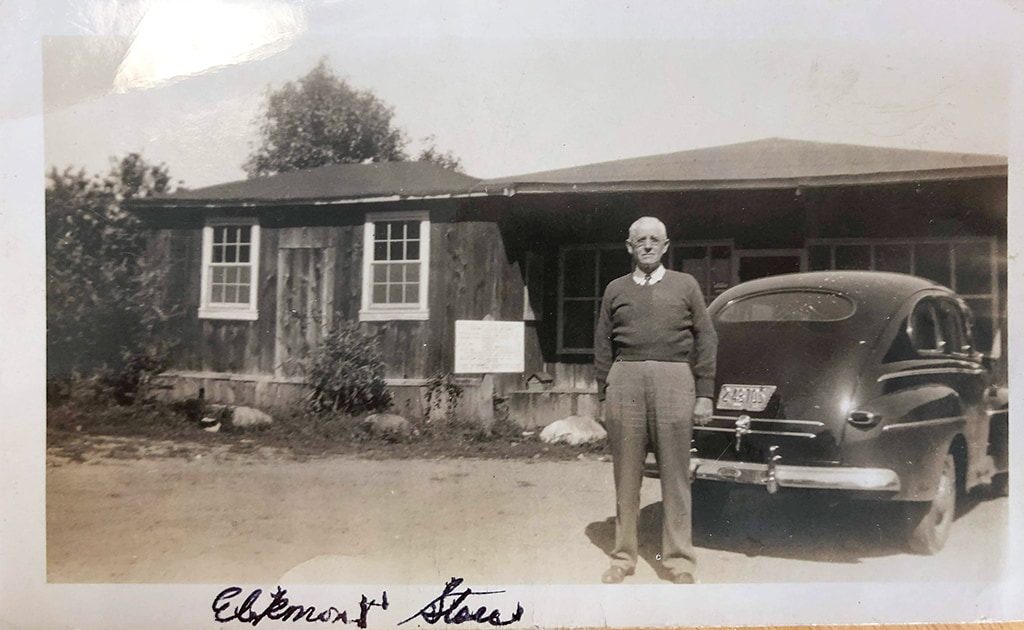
{"left": 46, "top": 445, "right": 1008, "bottom": 584}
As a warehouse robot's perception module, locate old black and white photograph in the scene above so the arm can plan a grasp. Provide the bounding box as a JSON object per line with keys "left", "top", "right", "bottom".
{"left": 1, "top": 0, "right": 1021, "bottom": 627}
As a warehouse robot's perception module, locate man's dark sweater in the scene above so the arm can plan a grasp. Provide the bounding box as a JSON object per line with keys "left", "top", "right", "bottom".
{"left": 594, "top": 269, "right": 718, "bottom": 399}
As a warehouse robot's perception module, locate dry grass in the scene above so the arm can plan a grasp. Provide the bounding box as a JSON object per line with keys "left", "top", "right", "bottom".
{"left": 46, "top": 398, "right": 608, "bottom": 464}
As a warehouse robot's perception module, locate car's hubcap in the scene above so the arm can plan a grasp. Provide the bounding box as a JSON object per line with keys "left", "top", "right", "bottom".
{"left": 933, "top": 459, "right": 956, "bottom": 536}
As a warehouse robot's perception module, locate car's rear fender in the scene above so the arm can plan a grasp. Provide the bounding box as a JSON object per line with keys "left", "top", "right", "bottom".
{"left": 841, "top": 384, "right": 965, "bottom": 501}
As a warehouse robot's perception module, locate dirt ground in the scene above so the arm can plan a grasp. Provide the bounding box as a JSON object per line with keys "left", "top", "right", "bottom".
{"left": 46, "top": 438, "right": 1008, "bottom": 585}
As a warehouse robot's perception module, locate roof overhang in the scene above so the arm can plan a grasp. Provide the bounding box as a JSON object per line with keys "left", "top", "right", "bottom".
{"left": 129, "top": 191, "right": 492, "bottom": 211}
{"left": 129, "top": 164, "right": 1006, "bottom": 211}
{"left": 472, "top": 165, "right": 1007, "bottom": 196}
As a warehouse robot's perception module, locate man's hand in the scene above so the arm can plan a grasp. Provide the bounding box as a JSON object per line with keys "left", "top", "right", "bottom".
{"left": 693, "top": 397, "right": 713, "bottom": 426}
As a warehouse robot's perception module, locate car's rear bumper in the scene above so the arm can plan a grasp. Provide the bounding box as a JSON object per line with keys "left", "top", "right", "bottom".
{"left": 690, "top": 457, "right": 901, "bottom": 492}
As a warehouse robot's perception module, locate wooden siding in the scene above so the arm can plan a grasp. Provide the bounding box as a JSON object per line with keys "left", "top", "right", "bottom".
{"left": 275, "top": 245, "right": 334, "bottom": 377}
{"left": 143, "top": 175, "right": 1005, "bottom": 401}
{"left": 364, "top": 218, "right": 536, "bottom": 385}
{"left": 148, "top": 223, "right": 278, "bottom": 375}
{"left": 145, "top": 199, "right": 542, "bottom": 392}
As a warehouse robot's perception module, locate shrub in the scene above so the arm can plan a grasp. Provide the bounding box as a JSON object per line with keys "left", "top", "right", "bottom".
{"left": 304, "top": 322, "right": 393, "bottom": 413}
{"left": 46, "top": 154, "right": 181, "bottom": 404}
{"left": 423, "top": 372, "right": 464, "bottom": 422}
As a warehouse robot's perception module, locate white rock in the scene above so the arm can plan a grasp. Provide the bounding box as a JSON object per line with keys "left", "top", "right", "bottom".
{"left": 540, "top": 415, "right": 607, "bottom": 445}
{"left": 231, "top": 406, "right": 274, "bottom": 428}
{"left": 365, "top": 413, "right": 412, "bottom": 436}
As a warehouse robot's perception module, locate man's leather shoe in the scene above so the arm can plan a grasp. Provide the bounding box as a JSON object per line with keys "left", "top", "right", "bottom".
{"left": 601, "top": 566, "right": 633, "bottom": 584}
{"left": 669, "top": 572, "right": 696, "bottom": 584}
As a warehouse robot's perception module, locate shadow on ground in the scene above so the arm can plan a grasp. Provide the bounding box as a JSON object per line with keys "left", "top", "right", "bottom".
{"left": 586, "top": 485, "right": 998, "bottom": 570}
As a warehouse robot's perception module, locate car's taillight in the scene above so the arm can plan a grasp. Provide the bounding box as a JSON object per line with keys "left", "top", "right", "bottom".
{"left": 847, "top": 410, "right": 881, "bottom": 428}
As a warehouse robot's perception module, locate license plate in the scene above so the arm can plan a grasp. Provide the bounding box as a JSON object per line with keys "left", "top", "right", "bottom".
{"left": 716, "top": 384, "right": 777, "bottom": 412}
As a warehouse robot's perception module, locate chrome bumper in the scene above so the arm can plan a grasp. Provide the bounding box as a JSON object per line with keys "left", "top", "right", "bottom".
{"left": 690, "top": 458, "right": 901, "bottom": 492}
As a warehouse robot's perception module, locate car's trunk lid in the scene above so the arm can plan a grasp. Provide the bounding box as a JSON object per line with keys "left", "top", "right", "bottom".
{"left": 695, "top": 320, "right": 870, "bottom": 466}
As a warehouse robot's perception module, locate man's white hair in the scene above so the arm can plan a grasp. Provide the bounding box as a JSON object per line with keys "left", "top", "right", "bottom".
{"left": 627, "top": 216, "right": 668, "bottom": 240}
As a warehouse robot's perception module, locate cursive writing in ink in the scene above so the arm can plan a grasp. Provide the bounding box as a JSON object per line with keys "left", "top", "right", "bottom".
{"left": 398, "top": 577, "right": 524, "bottom": 626}
{"left": 212, "top": 586, "right": 388, "bottom": 627}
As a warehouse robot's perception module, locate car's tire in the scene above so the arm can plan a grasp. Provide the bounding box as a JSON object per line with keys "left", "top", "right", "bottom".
{"left": 905, "top": 453, "right": 957, "bottom": 555}
{"left": 991, "top": 472, "right": 1009, "bottom": 497}
{"left": 693, "top": 480, "right": 731, "bottom": 529}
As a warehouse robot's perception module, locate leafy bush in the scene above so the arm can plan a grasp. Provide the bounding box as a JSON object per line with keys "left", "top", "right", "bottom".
{"left": 423, "top": 372, "right": 464, "bottom": 422}
{"left": 46, "top": 153, "right": 181, "bottom": 404}
{"left": 304, "top": 322, "right": 393, "bottom": 413}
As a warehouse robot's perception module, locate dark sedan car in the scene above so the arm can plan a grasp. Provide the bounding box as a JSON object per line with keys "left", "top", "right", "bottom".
{"left": 689, "top": 271, "right": 1008, "bottom": 554}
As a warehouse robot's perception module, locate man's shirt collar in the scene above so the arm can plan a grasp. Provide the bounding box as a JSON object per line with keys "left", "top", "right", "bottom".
{"left": 632, "top": 264, "right": 666, "bottom": 285}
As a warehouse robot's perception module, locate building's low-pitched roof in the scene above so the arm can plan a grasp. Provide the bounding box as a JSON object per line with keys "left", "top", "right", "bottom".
{"left": 133, "top": 138, "right": 1007, "bottom": 210}
{"left": 474, "top": 138, "right": 1007, "bottom": 193}
{"left": 133, "top": 161, "right": 480, "bottom": 208}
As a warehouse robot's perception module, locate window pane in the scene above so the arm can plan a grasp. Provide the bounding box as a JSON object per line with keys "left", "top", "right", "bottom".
{"left": 213, "top": 226, "right": 226, "bottom": 244}
{"left": 238, "top": 285, "right": 250, "bottom": 303}
{"left": 598, "top": 248, "right": 631, "bottom": 289}
{"left": 212, "top": 244, "right": 224, "bottom": 263}
{"left": 406, "top": 241, "right": 420, "bottom": 260}
{"left": 915, "top": 243, "right": 951, "bottom": 286}
{"left": 225, "top": 266, "right": 238, "bottom": 283}
{"left": 405, "top": 263, "right": 420, "bottom": 282}
{"left": 834, "top": 245, "right": 870, "bottom": 270}
{"left": 373, "top": 264, "right": 387, "bottom": 282}
{"left": 211, "top": 285, "right": 224, "bottom": 303}
{"left": 372, "top": 284, "right": 387, "bottom": 304}
{"left": 389, "top": 241, "right": 404, "bottom": 261}
{"left": 224, "top": 244, "right": 237, "bottom": 263}
{"left": 964, "top": 298, "right": 994, "bottom": 354}
{"left": 953, "top": 242, "right": 992, "bottom": 295}
{"left": 681, "top": 258, "right": 710, "bottom": 293}
{"left": 225, "top": 285, "right": 238, "bottom": 303}
{"left": 563, "top": 249, "right": 596, "bottom": 298}
{"left": 388, "top": 285, "right": 403, "bottom": 303}
{"left": 238, "top": 245, "right": 250, "bottom": 263}
{"left": 562, "top": 300, "right": 597, "bottom": 349}
{"left": 710, "top": 258, "right": 732, "bottom": 297}
{"left": 808, "top": 245, "right": 830, "bottom": 271}
{"left": 936, "top": 300, "right": 965, "bottom": 354}
{"left": 374, "top": 242, "right": 387, "bottom": 261}
{"left": 406, "top": 221, "right": 420, "bottom": 239}
{"left": 909, "top": 302, "right": 940, "bottom": 351}
{"left": 374, "top": 223, "right": 387, "bottom": 240}
{"left": 238, "top": 226, "right": 250, "bottom": 244}
{"left": 875, "top": 245, "right": 911, "bottom": 274}
{"left": 717, "top": 291, "right": 855, "bottom": 323}
{"left": 238, "top": 266, "right": 251, "bottom": 284}
{"left": 405, "top": 283, "right": 420, "bottom": 303}
{"left": 676, "top": 246, "right": 705, "bottom": 262}
{"left": 212, "top": 267, "right": 225, "bottom": 283}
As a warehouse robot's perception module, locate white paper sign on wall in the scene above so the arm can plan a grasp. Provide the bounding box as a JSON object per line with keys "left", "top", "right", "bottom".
{"left": 454, "top": 320, "right": 525, "bottom": 373}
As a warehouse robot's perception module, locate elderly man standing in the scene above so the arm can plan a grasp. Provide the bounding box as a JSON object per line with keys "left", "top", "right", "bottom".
{"left": 594, "top": 216, "right": 717, "bottom": 585}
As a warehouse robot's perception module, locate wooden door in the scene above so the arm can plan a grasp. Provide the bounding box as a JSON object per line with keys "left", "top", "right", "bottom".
{"left": 275, "top": 246, "right": 335, "bottom": 377}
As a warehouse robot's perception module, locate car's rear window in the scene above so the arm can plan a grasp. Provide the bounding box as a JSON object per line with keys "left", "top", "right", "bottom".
{"left": 717, "top": 290, "right": 855, "bottom": 323}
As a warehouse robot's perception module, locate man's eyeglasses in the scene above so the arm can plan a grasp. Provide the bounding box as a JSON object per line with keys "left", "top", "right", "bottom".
{"left": 628, "top": 237, "right": 666, "bottom": 247}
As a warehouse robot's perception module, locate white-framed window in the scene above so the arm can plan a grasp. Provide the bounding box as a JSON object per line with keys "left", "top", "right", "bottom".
{"left": 359, "top": 210, "right": 430, "bottom": 321}
{"left": 199, "top": 218, "right": 260, "bottom": 321}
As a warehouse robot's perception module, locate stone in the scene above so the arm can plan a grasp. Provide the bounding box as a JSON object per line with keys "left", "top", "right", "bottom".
{"left": 200, "top": 416, "right": 221, "bottom": 432}
{"left": 539, "top": 415, "right": 608, "bottom": 446}
{"left": 364, "top": 413, "right": 413, "bottom": 437}
{"left": 230, "top": 406, "right": 274, "bottom": 428}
